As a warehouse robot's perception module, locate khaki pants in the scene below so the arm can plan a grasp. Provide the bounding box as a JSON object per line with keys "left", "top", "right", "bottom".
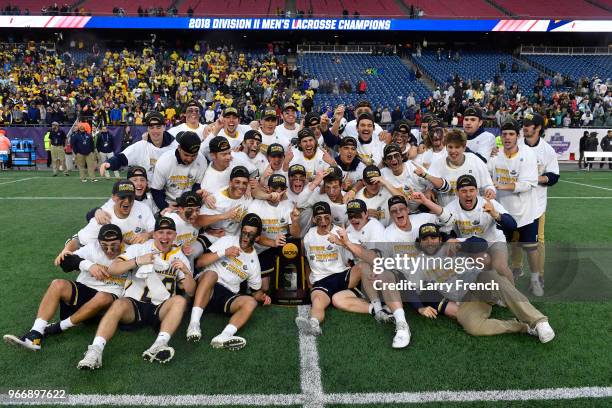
{"left": 75, "top": 153, "right": 96, "bottom": 180}
{"left": 511, "top": 214, "right": 546, "bottom": 276}
{"left": 456, "top": 269, "right": 547, "bottom": 336}
{"left": 50, "top": 145, "right": 67, "bottom": 175}
{"left": 98, "top": 151, "right": 120, "bottom": 178}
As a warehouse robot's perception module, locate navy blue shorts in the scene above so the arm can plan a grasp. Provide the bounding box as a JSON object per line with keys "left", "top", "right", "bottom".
{"left": 60, "top": 281, "right": 116, "bottom": 320}
{"left": 311, "top": 269, "right": 361, "bottom": 299}
{"left": 258, "top": 247, "right": 279, "bottom": 276}
{"left": 205, "top": 283, "right": 241, "bottom": 315}
{"left": 125, "top": 297, "right": 165, "bottom": 330}
{"left": 505, "top": 219, "right": 538, "bottom": 249}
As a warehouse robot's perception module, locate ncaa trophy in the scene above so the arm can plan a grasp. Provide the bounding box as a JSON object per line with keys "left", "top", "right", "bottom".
{"left": 271, "top": 236, "right": 309, "bottom": 305}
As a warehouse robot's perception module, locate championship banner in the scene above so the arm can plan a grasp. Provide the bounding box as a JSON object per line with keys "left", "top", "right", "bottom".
{"left": 1, "top": 16, "right": 611, "bottom": 32}
{"left": 544, "top": 128, "right": 609, "bottom": 161}
{"left": 272, "top": 238, "right": 309, "bottom": 305}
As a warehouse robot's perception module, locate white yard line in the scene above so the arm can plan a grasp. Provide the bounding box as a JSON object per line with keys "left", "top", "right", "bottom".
{"left": 2, "top": 386, "right": 610, "bottom": 406}
{"left": 548, "top": 196, "right": 612, "bottom": 199}
{"left": 297, "top": 305, "right": 325, "bottom": 408}
{"left": 560, "top": 179, "right": 612, "bottom": 191}
{"left": 0, "top": 177, "right": 37, "bottom": 186}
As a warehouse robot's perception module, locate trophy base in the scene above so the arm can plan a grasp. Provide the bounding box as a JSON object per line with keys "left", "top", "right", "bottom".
{"left": 271, "top": 289, "right": 310, "bottom": 306}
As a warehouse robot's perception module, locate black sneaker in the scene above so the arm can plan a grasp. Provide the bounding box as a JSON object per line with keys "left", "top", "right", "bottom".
{"left": 45, "top": 322, "right": 62, "bottom": 337}
{"left": 3, "top": 330, "right": 43, "bottom": 351}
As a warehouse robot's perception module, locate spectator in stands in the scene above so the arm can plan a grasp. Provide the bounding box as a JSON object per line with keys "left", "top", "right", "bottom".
{"left": 600, "top": 130, "right": 612, "bottom": 169}
{"left": 581, "top": 111, "right": 593, "bottom": 126}
{"left": 381, "top": 108, "right": 392, "bottom": 126}
{"left": 499, "top": 60, "right": 506, "bottom": 73}
{"left": 121, "top": 126, "right": 133, "bottom": 151}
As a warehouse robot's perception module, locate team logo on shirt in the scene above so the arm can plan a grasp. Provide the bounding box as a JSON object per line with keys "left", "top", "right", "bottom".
{"left": 221, "top": 261, "right": 228, "bottom": 267}
{"left": 472, "top": 219, "right": 480, "bottom": 225}
{"left": 510, "top": 170, "right": 518, "bottom": 176}
{"left": 135, "top": 227, "right": 143, "bottom": 233}
{"left": 326, "top": 245, "right": 333, "bottom": 251}
{"left": 243, "top": 265, "right": 248, "bottom": 270}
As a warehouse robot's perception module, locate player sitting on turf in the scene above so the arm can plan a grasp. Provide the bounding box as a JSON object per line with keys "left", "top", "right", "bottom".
{"left": 4, "top": 224, "right": 126, "bottom": 352}
{"left": 444, "top": 174, "right": 517, "bottom": 283}
{"left": 407, "top": 223, "right": 555, "bottom": 343}
{"left": 296, "top": 201, "right": 371, "bottom": 337}
{"left": 329, "top": 199, "right": 411, "bottom": 349}
{"left": 187, "top": 214, "right": 271, "bottom": 349}
{"left": 55, "top": 180, "right": 155, "bottom": 266}
{"left": 77, "top": 217, "right": 195, "bottom": 370}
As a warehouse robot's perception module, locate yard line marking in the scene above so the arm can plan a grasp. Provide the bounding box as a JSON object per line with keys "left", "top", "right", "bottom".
{"left": 324, "top": 386, "right": 612, "bottom": 404}
{"left": 2, "top": 386, "right": 611, "bottom": 406}
{"left": 560, "top": 179, "right": 612, "bottom": 191}
{"left": 297, "top": 305, "right": 324, "bottom": 408}
{"left": 0, "top": 196, "right": 105, "bottom": 200}
{"left": 548, "top": 196, "right": 612, "bottom": 199}
{"left": 0, "top": 177, "right": 36, "bottom": 185}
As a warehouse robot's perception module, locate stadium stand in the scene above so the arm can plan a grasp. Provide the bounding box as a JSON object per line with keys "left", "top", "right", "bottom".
{"left": 410, "top": 0, "right": 505, "bottom": 18}
{"left": 411, "top": 51, "right": 549, "bottom": 97}
{"left": 493, "top": 0, "right": 612, "bottom": 18}
{"left": 298, "top": 53, "right": 432, "bottom": 111}
{"left": 179, "top": 0, "right": 282, "bottom": 17}
{"left": 524, "top": 55, "right": 612, "bottom": 79}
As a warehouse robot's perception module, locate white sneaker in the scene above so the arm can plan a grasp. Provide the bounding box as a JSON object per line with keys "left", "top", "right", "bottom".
{"left": 295, "top": 316, "right": 322, "bottom": 336}
{"left": 142, "top": 344, "right": 175, "bottom": 363}
{"left": 210, "top": 333, "right": 246, "bottom": 350}
{"left": 186, "top": 322, "right": 202, "bottom": 342}
{"left": 530, "top": 274, "right": 544, "bottom": 297}
{"left": 77, "top": 345, "right": 103, "bottom": 370}
{"left": 528, "top": 321, "right": 555, "bottom": 343}
{"left": 373, "top": 308, "right": 395, "bottom": 324}
{"left": 3, "top": 330, "right": 43, "bottom": 351}
{"left": 392, "top": 321, "right": 411, "bottom": 349}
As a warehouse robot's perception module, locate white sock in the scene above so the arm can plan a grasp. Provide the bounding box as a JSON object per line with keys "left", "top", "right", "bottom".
{"left": 32, "top": 318, "right": 48, "bottom": 335}
{"left": 531, "top": 272, "right": 541, "bottom": 281}
{"left": 93, "top": 336, "right": 106, "bottom": 350}
{"left": 371, "top": 299, "right": 383, "bottom": 314}
{"left": 190, "top": 307, "right": 204, "bottom": 324}
{"left": 309, "top": 316, "right": 320, "bottom": 325}
{"left": 154, "top": 331, "right": 171, "bottom": 346}
{"left": 393, "top": 309, "right": 407, "bottom": 324}
{"left": 222, "top": 324, "right": 238, "bottom": 337}
{"left": 60, "top": 317, "right": 75, "bottom": 331}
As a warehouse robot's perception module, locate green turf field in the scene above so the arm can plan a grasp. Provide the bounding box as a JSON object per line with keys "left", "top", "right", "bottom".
{"left": 0, "top": 170, "right": 610, "bottom": 407}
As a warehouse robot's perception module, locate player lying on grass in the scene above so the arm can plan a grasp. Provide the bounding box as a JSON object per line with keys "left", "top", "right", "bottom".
{"left": 77, "top": 217, "right": 195, "bottom": 370}
{"left": 4, "top": 224, "right": 126, "bottom": 352}
{"left": 187, "top": 214, "right": 271, "bottom": 350}
{"left": 55, "top": 180, "right": 155, "bottom": 266}
{"left": 295, "top": 201, "right": 373, "bottom": 337}
{"left": 404, "top": 223, "right": 555, "bottom": 343}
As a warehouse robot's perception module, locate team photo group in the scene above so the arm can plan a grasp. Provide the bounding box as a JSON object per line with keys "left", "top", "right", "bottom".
{"left": 3, "top": 98, "right": 559, "bottom": 370}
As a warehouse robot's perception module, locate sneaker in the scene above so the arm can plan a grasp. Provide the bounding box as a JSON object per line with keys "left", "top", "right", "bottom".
{"left": 512, "top": 267, "right": 524, "bottom": 279}
{"left": 530, "top": 274, "right": 544, "bottom": 297}
{"left": 92, "top": 179, "right": 99, "bottom": 182}
{"left": 81, "top": 179, "right": 87, "bottom": 183}
{"left": 142, "top": 344, "right": 175, "bottom": 363}
{"left": 295, "top": 316, "right": 322, "bottom": 336}
{"left": 210, "top": 333, "right": 247, "bottom": 350}
{"left": 45, "top": 322, "right": 62, "bottom": 337}
{"left": 392, "top": 321, "right": 411, "bottom": 349}
{"left": 3, "top": 330, "right": 43, "bottom": 351}
{"left": 77, "top": 345, "right": 103, "bottom": 370}
{"left": 186, "top": 322, "right": 202, "bottom": 342}
{"left": 372, "top": 308, "right": 395, "bottom": 324}
{"left": 64, "top": 173, "right": 69, "bottom": 176}
{"left": 53, "top": 173, "right": 58, "bottom": 177}
{"left": 527, "top": 321, "right": 555, "bottom": 343}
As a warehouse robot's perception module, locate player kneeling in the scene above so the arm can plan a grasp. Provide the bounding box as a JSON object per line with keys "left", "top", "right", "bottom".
{"left": 4, "top": 225, "right": 125, "bottom": 351}
{"left": 77, "top": 217, "right": 195, "bottom": 370}
{"left": 187, "top": 214, "right": 271, "bottom": 350}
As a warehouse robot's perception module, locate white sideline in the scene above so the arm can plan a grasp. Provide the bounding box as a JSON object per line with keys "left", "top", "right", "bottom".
{"left": 559, "top": 179, "right": 612, "bottom": 191}
{"left": 2, "top": 387, "right": 611, "bottom": 406}
{"left": 0, "top": 177, "right": 36, "bottom": 185}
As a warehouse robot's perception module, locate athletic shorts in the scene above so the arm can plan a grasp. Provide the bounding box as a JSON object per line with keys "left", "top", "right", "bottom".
{"left": 60, "top": 281, "right": 117, "bottom": 320}
{"left": 125, "top": 297, "right": 165, "bottom": 330}
{"left": 258, "top": 247, "right": 279, "bottom": 276}
{"left": 311, "top": 269, "right": 362, "bottom": 299}
{"left": 505, "top": 219, "right": 538, "bottom": 248}
{"left": 205, "top": 283, "right": 241, "bottom": 315}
